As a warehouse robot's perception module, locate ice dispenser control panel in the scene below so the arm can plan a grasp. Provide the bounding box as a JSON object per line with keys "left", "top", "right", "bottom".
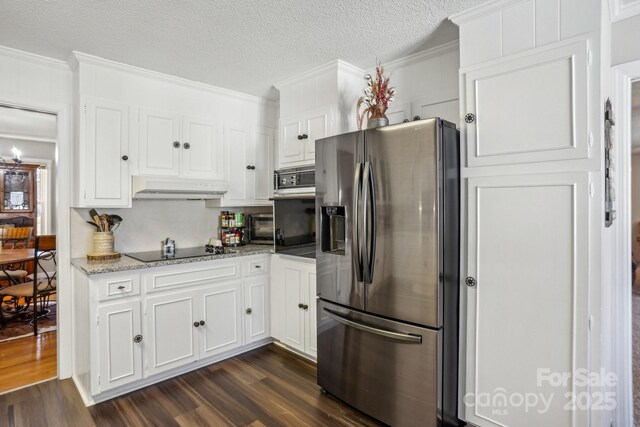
{"left": 321, "top": 206, "right": 346, "bottom": 255}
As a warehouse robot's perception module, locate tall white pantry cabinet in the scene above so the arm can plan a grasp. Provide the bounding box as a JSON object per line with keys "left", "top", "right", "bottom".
{"left": 451, "top": 0, "right": 605, "bottom": 426}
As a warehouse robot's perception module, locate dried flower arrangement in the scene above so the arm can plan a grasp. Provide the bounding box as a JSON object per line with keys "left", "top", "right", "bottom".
{"left": 356, "top": 63, "right": 395, "bottom": 130}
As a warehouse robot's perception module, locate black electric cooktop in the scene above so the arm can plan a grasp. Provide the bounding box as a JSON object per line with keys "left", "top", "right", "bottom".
{"left": 126, "top": 247, "right": 230, "bottom": 263}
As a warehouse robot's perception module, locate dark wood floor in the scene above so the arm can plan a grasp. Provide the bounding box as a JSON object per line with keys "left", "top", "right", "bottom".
{"left": 0, "top": 344, "right": 383, "bottom": 426}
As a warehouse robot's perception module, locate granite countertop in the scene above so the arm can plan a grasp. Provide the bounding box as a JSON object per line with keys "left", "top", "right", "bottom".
{"left": 71, "top": 244, "right": 274, "bottom": 275}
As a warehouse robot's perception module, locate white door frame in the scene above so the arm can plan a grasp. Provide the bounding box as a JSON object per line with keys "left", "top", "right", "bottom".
{"left": 611, "top": 60, "right": 640, "bottom": 427}
{"left": 0, "top": 95, "right": 73, "bottom": 379}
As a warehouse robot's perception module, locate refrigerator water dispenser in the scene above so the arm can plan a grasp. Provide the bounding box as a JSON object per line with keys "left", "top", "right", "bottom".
{"left": 320, "top": 206, "right": 345, "bottom": 255}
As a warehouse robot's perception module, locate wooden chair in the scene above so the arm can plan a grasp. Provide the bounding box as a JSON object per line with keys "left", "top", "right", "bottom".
{"left": 0, "top": 226, "right": 33, "bottom": 249}
{"left": 0, "top": 235, "right": 56, "bottom": 327}
{"left": 0, "top": 227, "right": 33, "bottom": 285}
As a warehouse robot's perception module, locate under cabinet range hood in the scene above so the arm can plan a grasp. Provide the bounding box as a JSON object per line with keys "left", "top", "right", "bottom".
{"left": 132, "top": 176, "right": 228, "bottom": 200}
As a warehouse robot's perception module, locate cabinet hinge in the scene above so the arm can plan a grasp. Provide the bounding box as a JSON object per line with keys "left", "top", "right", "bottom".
{"left": 589, "top": 181, "right": 595, "bottom": 198}
{"left": 97, "top": 375, "right": 100, "bottom": 385}
{"left": 145, "top": 361, "right": 148, "bottom": 371}
{"left": 96, "top": 314, "right": 99, "bottom": 325}
{"left": 588, "top": 50, "right": 593, "bottom": 66}
{"left": 588, "top": 315, "right": 592, "bottom": 332}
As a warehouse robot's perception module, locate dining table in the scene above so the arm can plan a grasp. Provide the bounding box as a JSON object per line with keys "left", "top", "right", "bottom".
{"left": 0, "top": 248, "right": 35, "bottom": 283}
{"left": 0, "top": 248, "right": 38, "bottom": 334}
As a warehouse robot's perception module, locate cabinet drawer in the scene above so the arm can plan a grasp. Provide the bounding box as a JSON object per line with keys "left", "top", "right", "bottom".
{"left": 243, "top": 256, "right": 270, "bottom": 276}
{"left": 96, "top": 273, "right": 141, "bottom": 301}
{"left": 143, "top": 260, "right": 241, "bottom": 293}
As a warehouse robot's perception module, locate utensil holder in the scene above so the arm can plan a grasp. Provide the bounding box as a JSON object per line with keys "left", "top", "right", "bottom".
{"left": 93, "top": 231, "right": 114, "bottom": 254}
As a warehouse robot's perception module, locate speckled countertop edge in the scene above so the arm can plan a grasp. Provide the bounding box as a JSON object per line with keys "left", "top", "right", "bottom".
{"left": 71, "top": 245, "right": 274, "bottom": 275}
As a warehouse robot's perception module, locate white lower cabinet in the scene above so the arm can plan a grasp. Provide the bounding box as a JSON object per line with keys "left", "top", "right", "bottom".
{"left": 74, "top": 254, "right": 271, "bottom": 404}
{"left": 271, "top": 256, "right": 317, "bottom": 358}
{"left": 96, "top": 300, "right": 143, "bottom": 392}
{"left": 145, "top": 291, "right": 199, "bottom": 376}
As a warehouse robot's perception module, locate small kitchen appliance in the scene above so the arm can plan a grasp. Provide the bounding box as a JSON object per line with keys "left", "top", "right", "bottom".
{"left": 247, "top": 213, "right": 274, "bottom": 245}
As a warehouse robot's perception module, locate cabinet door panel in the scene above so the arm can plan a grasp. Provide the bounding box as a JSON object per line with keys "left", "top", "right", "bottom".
{"left": 279, "top": 119, "right": 303, "bottom": 167}
{"left": 464, "top": 40, "right": 588, "bottom": 167}
{"left": 305, "top": 111, "right": 328, "bottom": 161}
{"left": 224, "top": 126, "right": 249, "bottom": 200}
{"left": 416, "top": 99, "right": 460, "bottom": 128}
{"left": 97, "top": 301, "right": 142, "bottom": 392}
{"left": 244, "top": 276, "right": 270, "bottom": 343}
{"left": 253, "top": 129, "right": 273, "bottom": 201}
{"left": 305, "top": 270, "right": 317, "bottom": 357}
{"left": 465, "top": 172, "right": 589, "bottom": 427}
{"left": 199, "top": 281, "right": 242, "bottom": 357}
{"left": 386, "top": 102, "right": 412, "bottom": 125}
{"left": 139, "top": 108, "right": 181, "bottom": 176}
{"left": 84, "top": 97, "right": 130, "bottom": 206}
{"left": 182, "top": 117, "right": 223, "bottom": 180}
{"left": 282, "top": 262, "right": 305, "bottom": 351}
{"left": 146, "top": 292, "right": 197, "bottom": 376}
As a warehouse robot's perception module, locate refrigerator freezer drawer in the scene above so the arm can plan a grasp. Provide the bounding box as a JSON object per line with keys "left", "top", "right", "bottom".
{"left": 317, "top": 300, "right": 441, "bottom": 427}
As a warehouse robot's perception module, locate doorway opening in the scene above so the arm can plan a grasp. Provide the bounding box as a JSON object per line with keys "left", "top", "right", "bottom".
{"left": 0, "top": 105, "right": 58, "bottom": 394}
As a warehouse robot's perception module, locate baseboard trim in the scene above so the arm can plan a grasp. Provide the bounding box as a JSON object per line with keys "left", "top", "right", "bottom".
{"left": 82, "top": 339, "right": 273, "bottom": 406}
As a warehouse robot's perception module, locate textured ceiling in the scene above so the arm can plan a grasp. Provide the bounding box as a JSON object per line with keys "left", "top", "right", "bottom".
{"left": 0, "top": 0, "right": 484, "bottom": 99}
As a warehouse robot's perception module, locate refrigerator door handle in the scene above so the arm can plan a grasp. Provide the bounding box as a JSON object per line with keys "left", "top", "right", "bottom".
{"left": 323, "top": 308, "right": 423, "bottom": 343}
{"left": 353, "top": 162, "right": 364, "bottom": 282}
{"left": 362, "top": 162, "right": 377, "bottom": 283}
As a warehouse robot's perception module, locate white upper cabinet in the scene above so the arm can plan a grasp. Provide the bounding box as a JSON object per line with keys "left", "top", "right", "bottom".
{"left": 82, "top": 96, "right": 131, "bottom": 207}
{"left": 206, "top": 124, "right": 274, "bottom": 207}
{"left": 138, "top": 107, "right": 181, "bottom": 176}
{"left": 463, "top": 40, "right": 590, "bottom": 167}
{"left": 72, "top": 54, "right": 277, "bottom": 208}
{"left": 181, "top": 116, "right": 223, "bottom": 180}
{"left": 275, "top": 61, "right": 362, "bottom": 169}
{"left": 278, "top": 107, "right": 330, "bottom": 168}
{"left": 139, "top": 108, "right": 223, "bottom": 180}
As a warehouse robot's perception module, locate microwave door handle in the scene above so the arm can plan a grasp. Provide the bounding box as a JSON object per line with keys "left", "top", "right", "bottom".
{"left": 353, "top": 162, "right": 364, "bottom": 282}
{"left": 362, "top": 162, "right": 376, "bottom": 283}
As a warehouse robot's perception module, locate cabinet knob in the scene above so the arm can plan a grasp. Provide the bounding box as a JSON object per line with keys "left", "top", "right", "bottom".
{"left": 465, "top": 276, "right": 477, "bottom": 287}
{"left": 173, "top": 141, "right": 181, "bottom": 148}
{"left": 117, "top": 285, "right": 125, "bottom": 290}
{"left": 402, "top": 119, "right": 410, "bottom": 123}
{"left": 199, "top": 320, "right": 205, "bottom": 326}
{"left": 246, "top": 165, "right": 256, "bottom": 170}
{"left": 302, "top": 304, "right": 309, "bottom": 310}
{"left": 465, "top": 113, "right": 475, "bottom": 124}
{"left": 183, "top": 142, "right": 191, "bottom": 150}
{"left": 297, "top": 135, "right": 303, "bottom": 140}
{"left": 298, "top": 303, "right": 304, "bottom": 309}
{"left": 413, "top": 116, "right": 421, "bottom": 121}
{"left": 301, "top": 134, "right": 308, "bottom": 140}
{"left": 193, "top": 321, "right": 200, "bottom": 327}
{"left": 133, "top": 334, "right": 143, "bottom": 343}
{"left": 246, "top": 308, "right": 253, "bottom": 315}
{"left": 121, "top": 155, "right": 129, "bottom": 161}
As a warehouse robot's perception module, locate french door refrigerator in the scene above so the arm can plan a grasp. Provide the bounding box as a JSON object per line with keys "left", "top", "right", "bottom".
{"left": 315, "top": 118, "right": 460, "bottom": 427}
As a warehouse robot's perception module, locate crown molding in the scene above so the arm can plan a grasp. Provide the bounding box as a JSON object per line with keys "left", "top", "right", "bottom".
{"left": 450, "top": 0, "right": 523, "bottom": 25}
{"left": 609, "top": 0, "right": 640, "bottom": 22}
{"left": 0, "top": 45, "right": 70, "bottom": 72}
{"left": 273, "top": 59, "right": 365, "bottom": 89}
{"left": 72, "top": 51, "right": 275, "bottom": 108}
{"left": 366, "top": 40, "right": 459, "bottom": 73}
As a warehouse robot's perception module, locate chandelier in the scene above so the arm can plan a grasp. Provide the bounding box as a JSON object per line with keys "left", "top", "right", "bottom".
{"left": 0, "top": 147, "right": 22, "bottom": 171}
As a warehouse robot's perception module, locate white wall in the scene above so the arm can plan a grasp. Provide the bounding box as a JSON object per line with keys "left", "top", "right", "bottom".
{"left": 71, "top": 202, "right": 271, "bottom": 257}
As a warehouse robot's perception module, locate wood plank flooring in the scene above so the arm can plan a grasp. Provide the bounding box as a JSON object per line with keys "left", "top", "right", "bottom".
{"left": 0, "top": 331, "right": 57, "bottom": 394}
{"left": 0, "top": 344, "right": 384, "bottom": 426}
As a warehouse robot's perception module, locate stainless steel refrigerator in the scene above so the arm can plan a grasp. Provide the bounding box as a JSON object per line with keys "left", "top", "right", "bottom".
{"left": 315, "top": 118, "right": 460, "bottom": 427}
